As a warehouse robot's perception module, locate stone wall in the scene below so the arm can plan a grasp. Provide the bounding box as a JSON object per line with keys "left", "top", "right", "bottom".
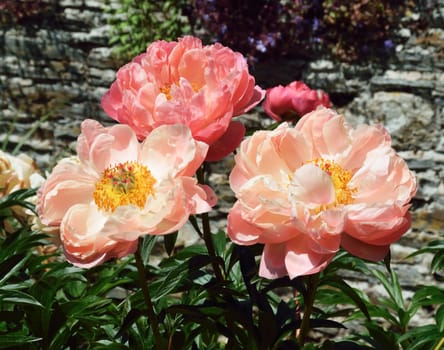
{"left": 0, "top": 0, "right": 120, "bottom": 166}
{"left": 1, "top": 0, "right": 443, "bottom": 302}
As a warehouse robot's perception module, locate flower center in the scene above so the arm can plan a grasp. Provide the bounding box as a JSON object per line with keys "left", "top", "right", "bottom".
{"left": 311, "top": 158, "right": 356, "bottom": 209}
{"left": 160, "top": 81, "right": 201, "bottom": 100}
{"left": 160, "top": 85, "right": 172, "bottom": 100}
{"left": 93, "top": 161, "right": 156, "bottom": 212}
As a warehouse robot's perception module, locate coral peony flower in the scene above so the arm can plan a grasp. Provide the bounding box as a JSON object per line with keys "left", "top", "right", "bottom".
{"left": 263, "top": 81, "right": 331, "bottom": 122}
{"left": 101, "top": 36, "right": 265, "bottom": 161}
{"left": 228, "top": 108, "right": 416, "bottom": 279}
{"left": 37, "top": 119, "right": 216, "bottom": 268}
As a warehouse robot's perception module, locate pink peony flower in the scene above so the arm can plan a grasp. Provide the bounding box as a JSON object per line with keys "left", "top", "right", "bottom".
{"left": 263, "top": 81, "right": 331, "bottom": 122}
{"left": 37, "top": 119, "right": 217, "bottom": 268}
{"left": 228, "top": 108, "right": 416, "bottom": 279}
{"left": 101, "top": 36, "right": 265, "bottom": 161}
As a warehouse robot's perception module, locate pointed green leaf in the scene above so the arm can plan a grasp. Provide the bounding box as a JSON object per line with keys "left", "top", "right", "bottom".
{"left": 320, "top": 276, "right": 371, "bottom": 320}
{"left": 0, "top": 289, "right": 43, "bottom": 308}
{"left": 0, "top": 333, "right": 42, "bottom": 349}
{"left": 139, "top": 235, "right": 157, "bottom": 265}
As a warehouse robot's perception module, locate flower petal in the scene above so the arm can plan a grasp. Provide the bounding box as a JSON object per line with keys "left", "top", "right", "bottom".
{"left": 259, "top": 243, "right": 288, "bottom": 279}
{"left": 291, "top": 163, "right": 335, "bottom": 205}
{"left": 285, "top": 237, "right": 335, "bottom": 279}
{"left": 205, "top": 121, "right": 245, "bottom": 161}
{"left": 61, "top": 204, "right": 138, "bottom": 268}
{"left": 140, "top": 124, "right": 207, "bottom": 180}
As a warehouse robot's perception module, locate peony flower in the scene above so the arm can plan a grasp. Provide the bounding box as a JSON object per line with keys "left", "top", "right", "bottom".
{"left": 263, "top": 81, "right": 331, "bottom": 122}
{"left": 0, "top": 150, "right": 45, "bottom": 223}
{"left": 101, "top": 36, "right": 265, "bottom": 161}
{"left": 228, "top": 108, "right": 416, "bottom": 279}
{"left": 37, "top": 119, "right": 217, "bottom": 268}
{"left": 0, "top": 150, "right": 44, "bottom": 197}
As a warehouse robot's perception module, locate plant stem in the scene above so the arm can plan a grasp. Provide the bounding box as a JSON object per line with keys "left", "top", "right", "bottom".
{"left": 201, "top": 211, "right": 224, "bottom": 281}
{"left": 298, "top": 273, "right": 320, "bottom": 347}
{"left": 134, "top": 238, "right": 163, "bottom": 349}
{"left": 196, "top": 165, "right": 224, "bottom": 282}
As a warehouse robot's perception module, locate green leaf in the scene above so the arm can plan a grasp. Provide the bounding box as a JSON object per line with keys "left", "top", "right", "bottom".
{"left": 398, "top": 325, "right": 441, "bottom": 350}
{"left": 149, "top": 262, "right": 188, "bottom": 301}
{"left": 213, "top": 229, "right": 227, "bottom": 258}
{"left": 64, "top": 280, "right": 87, "bottom": 298}
{"left": 364, "top": 322, "right": 399, "bottom": 350}
{"left": 0, "top": 332, "right": 42, "bottom": 349}
{"left": 372, "top": 269, "right": 404, "bottom": 310}
{"left": 364, "top": 303, "right": 399, "bottom": 326}
{"left": 319, "top": 276, "right": 371, "bottom": 320}
{"left": 411, "top": 285, "right": 444, "bottom": 310}
{"left": 92, "top": 342, "right": 130, "bottom": 350}
{"left": 48, "top": 323, "right": 76, "bottom": 350}
{"left": 0, "top": 188, "right": 37, "bottom": 212}
{"left": 434, "top": 304, "right": 444, "bottom": 334}
{"left": 325, "top": 250, "right": 370, "bottom": 275}
{"left": 12, "top": 114, "right": 49, "bottom": 155}
{"left": 0, "top": 254, "right": 29, "bottom": 286}
{"left": 407, "top": 239, "right": 444, "bottom": 272}
{"left": 431, "top": 253, "right": 444, "bottom": 274}
{"left": 258, "top": 309, "right": 278, "bottom": 347}
{"left": 161, "top": 244, "right": 207, "bottom": 264}
{"left": 139, "top": 235, "right": 157, "bottom": 265}
{"left": 320, "top": 340, "right": 374, "bottom": 350}
{"left": 0, "top": 289, "right": 44, "bottom": 308}
{"left": 61, "top": 296, "right": 111, "bottom": 318}
{"left": 407, "top": 240, "right": 444, "bottom": 258}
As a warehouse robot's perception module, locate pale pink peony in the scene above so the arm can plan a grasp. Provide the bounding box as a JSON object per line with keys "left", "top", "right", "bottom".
{"left": 228, "top": 108, "right": 416, "bottom": 279}
{"left": 37, "top": 119, "right": 216, "bottom": 268}
{"left": 263, "top": 81, "right": 331, "bottom": 122}
{"left": 101, "top": 36, "right": 265, "bottom": 161}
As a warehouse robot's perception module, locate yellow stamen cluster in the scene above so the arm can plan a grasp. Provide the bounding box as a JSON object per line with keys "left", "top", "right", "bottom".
{"left": 160, "top": 81, "right": 201, "bottom": 100}
{"left": 190, "top": 81, "right": 201, "bottom": 93}
{"left": 311, "top": 158, "right": 356, "bottom": 210}
{"left": 160, "top": 85, "right": 172, "bottom": 100}
{"left": 93, "top": 161, "right": 156, "bottom": 212}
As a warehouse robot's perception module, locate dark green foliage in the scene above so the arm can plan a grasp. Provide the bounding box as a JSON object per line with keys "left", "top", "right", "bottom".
{"left": 0, "top": 189, "right": 442, "bottom": 349}
{"left": 107, "top": 0, "right": 191, "bottom": 62}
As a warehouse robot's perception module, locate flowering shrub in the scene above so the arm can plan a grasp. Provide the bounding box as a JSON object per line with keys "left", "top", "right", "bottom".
{"left": 320, "top": 0, "right": 415, "bottom": 61}
{"left": 108, "top": 1, "right": 423, "bottom": 63}
{"left": 188, "top": 0, "right": 307, "bottom": 64}
{"left": 190, "top": 0, "right": 418, "bottom": 63}
{"left": 1, "top": 35, "right": 443, "bottom": 350}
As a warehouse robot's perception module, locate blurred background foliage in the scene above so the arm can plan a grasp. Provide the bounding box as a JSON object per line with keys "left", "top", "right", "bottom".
{"left": 106, "top": 0, "right": 434, "bottom": 64}
{"left": 0, "top": 0, "right": 436, "bottom": 63}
